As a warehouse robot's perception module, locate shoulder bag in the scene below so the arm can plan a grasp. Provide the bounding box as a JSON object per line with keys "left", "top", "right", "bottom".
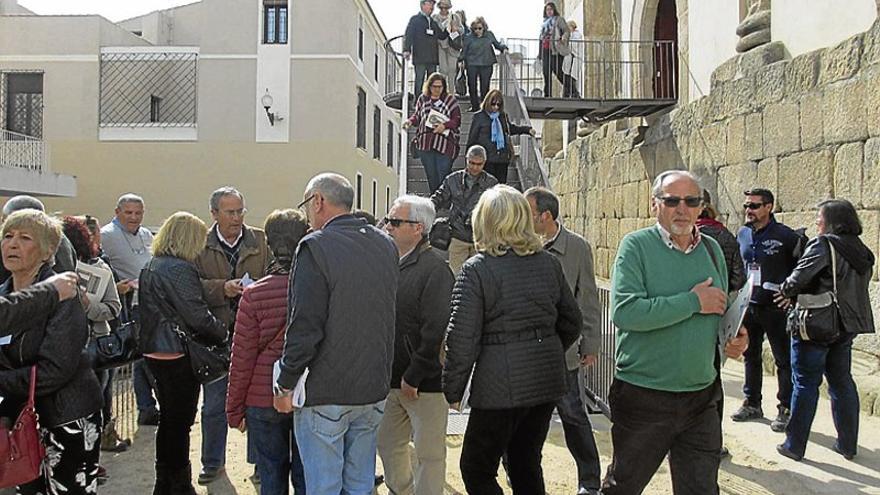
{"left": 794, "top": 239, "right": 841, "bottom": 344}
{"left": 86, "top": 319, "right": 141, "bottom": 371}
{"left": 0, "top": 366, "right": 46, "bottom": 488}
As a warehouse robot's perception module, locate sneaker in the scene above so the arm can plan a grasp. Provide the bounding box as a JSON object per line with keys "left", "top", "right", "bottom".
{"left": 137, "top": 407, "right": 160, "bottom": 426}
{"left": 731, "top": 404, "right": 763, "bottom": 422}
{"left": 197, "top": 466, "right": 225, "bottom": 485}
{"left": 776, "top": 444, "right": 803, "bottom": 461}
{"left": 96, "top": 465, "right": 109, "bottom": 486}
{"left": 719, "top": 446, "right": 730, "bottom": 458}
{"left": 100, "top": 420, "right": 131, "bottom": 452}
{"left": 770, "top": 408, "right": 791, "bottom": 432}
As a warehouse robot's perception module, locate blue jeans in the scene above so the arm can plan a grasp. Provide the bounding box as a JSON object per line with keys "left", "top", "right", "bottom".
{"left": 200, "top": 375, "right": 229, "bottom": 469}
{"left": 293, "top": 401, "right": 385, "bottom": 495}
{"left": 247, "top": 407, "right": 306, "bottom": 495}
{"left": 783, "top": 333, "right": 860, "bottom": 458}
{"left": 133, "top": 359, "right": 157, "bottom": 412}
{"left": 418, "top": 150, "right": 452, "bottom": 194}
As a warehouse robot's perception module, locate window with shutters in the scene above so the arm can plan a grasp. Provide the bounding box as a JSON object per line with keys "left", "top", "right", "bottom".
{"left": 373, "top": 106, "right": 381, "bottom": 160}
{"left": 356, "top": 87, "right": 366, "bottom": 149}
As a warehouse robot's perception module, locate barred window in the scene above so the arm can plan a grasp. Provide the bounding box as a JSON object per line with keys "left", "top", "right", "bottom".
{"left": 1, "top": 72, "right": 43, "bottom": 138}
{"left": 373, "top": 106, "right": 381, "bottom": 160}
{"left": 264, "top": 0, "right": 288, "bottom": 44}
{"left": 356, "top": 87, "right": 366, "bottom": 149}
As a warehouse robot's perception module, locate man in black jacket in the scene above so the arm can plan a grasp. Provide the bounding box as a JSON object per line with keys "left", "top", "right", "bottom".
{"left": 377, "top": 195, "right": 454, "bottom": 495}
{"left": 734, "top": 188, "right": 804, "bottom": 432}
{"left": 274, "top": 173, "right": 398, "bottom": 494}
{"left": 404, "top": 0, "right": 449, "bottom": 97}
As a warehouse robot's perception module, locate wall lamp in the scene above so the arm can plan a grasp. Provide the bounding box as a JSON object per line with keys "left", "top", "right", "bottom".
{"left": 261, "top": 89, "right": 284, "bottom": 126}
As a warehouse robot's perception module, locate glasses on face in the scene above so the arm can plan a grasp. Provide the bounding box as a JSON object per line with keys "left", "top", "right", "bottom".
{"left": 383, "top": 217, "right": 420, "bottom": 228}
{"left": 297, "top": 194, "right": 315, "bottom": 212}
{"left": 467, "top": 160, "right": 485, "bottom": 167}
{"left": 430, "top": 83, "right": 444, "bottom": 89}
{"left": 474, "top": 27, "right": 484, "bottom": 32}
{"left": 656, "top": 195, "right": 702, "bottom": 208}
{"left": 490, "top": 101, "right": 502, "bottom": 107}
{"left": 743, "top": 202, "right": 766, "bottom": 210}
{"left": 220, "top": 208, "right": 247, "bottom": 217}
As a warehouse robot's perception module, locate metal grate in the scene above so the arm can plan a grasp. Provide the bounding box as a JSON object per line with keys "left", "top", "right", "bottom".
{"left": 109, "top": 363, "right": 138, "bottom": 442}
{"left": 582, "top": 284, "right": 616, "bottom": 417}
{"left": 99, "top": 51, "right": 198, "bottom": 127}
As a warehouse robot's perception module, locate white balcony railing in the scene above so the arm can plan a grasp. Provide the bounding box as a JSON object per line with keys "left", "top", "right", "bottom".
{"left": 0, "top": 129, "right": 48, "bottom": 173}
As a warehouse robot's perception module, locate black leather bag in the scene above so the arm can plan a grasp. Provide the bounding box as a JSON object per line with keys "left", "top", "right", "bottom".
{"left": 179, "top": 332, "right": 230, "bottom": 385}
{"left": 86, "top": 320, "right": 141, "bottom": 371}
{"left": 429, "top": 217, "right": 452, "bottom": 250}
{"left": 794, "top": 239, "right": 841, "bottom": 345}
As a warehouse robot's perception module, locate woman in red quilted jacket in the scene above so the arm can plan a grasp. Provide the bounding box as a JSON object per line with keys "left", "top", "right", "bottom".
{"left": 226, "top": 209, "right": 309, "bottom": 494}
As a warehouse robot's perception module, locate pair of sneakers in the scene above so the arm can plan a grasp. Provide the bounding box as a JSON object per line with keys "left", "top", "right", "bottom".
{"left": 731, "top": 403, "right": 790, "bottom": 432}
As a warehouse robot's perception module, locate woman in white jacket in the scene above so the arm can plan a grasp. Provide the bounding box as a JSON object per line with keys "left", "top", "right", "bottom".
{"left": 562, "top": 20, "right": 584, "bottom": 98}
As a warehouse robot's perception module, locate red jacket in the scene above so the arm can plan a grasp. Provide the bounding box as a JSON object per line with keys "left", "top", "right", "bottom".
{"left": 226, "top": 273, "right": 289, "bottom": 427}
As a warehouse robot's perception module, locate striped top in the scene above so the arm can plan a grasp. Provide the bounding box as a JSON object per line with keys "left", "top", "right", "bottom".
{"left": 407, "top": 93, "right": 461, "bottom": 158}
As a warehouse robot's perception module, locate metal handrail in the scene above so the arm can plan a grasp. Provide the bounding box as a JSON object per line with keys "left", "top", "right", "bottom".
{"left": 0, "top": 128, "right": 48, "bottom": 173}
{"left": 498, "top": 51, "right": 549, "bottom": 189}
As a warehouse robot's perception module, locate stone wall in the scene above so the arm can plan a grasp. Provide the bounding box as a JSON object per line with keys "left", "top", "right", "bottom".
{"left": 549, "top": 20, "right": 880, "bottom": 357}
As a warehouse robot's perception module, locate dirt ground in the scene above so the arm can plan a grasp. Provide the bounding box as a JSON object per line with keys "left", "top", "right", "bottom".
{"left": 98, "top": 359, "right": 880, "bottom": 495}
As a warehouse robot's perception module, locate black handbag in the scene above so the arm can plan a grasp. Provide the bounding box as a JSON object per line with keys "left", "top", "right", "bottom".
{"left": 86, "top": 320, "right": 141, "bottom": 371}
{"left": 429, "top": 217, "right": 452, "bottom": 250}
{"left": 794, "top": 239, "right": 841, "bottom": 344}
{"left": 176, "top": 330, "right": 230, "bottom": 385}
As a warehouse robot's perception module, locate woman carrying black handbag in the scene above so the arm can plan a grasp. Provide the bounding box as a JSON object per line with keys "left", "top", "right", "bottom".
{"left": 138, "top": 212, "right": 228, "bottom": 494}
{"left": 773, "top": 199, "right": 875, "bottom": 462}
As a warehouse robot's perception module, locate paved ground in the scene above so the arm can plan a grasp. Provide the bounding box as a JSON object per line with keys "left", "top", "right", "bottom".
{"left": 97, "top": 359, "right": 880, "bottom": 494}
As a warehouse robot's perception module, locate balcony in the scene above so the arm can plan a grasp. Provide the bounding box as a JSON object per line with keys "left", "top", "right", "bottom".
{"left": 0, "top": 129, "right": 76, "bottom": 197}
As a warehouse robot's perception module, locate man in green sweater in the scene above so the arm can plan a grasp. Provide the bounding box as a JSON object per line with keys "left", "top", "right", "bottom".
{"left": 602, "top": 170, "right": 747, "bottom": 495}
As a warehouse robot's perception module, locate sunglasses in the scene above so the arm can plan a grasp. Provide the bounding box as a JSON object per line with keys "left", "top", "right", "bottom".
{"left": 474, "top": 27, "right": 484, "bottom": 31}
{"left": 743, "top": 202, "right": 766, "bottom": 210}
{"left": 656, "top": 195, "right": 702, "bottom": 208}
{"left": 490, "top": 101, "right": 502, "bottom": 107}
{"left": 383, "top": 217, "right": 420, "bottom": 228}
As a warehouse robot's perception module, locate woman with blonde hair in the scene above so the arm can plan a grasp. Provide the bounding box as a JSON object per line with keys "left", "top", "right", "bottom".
{"left": 442, "top": 185, "right": 582, "bottom": 494}
{"left": 0, "top": 209, "right": 104, "bottom": 494}
{"left": 138, "top": 212, "right": 228, "bottom": 495}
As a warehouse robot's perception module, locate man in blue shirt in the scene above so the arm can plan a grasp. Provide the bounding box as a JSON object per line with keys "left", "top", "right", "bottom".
{"left": 734, "top": 188, "right": 804, "bottom": 432}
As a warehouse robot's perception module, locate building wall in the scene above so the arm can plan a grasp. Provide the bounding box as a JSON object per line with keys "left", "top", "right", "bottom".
{"left": 687, "top": 0, "right": 739, "bottom": 98}
{"left": 773, "top": 0, "right": 877, "bottom": 58}
{"left": 548, "top": 20, "right": 880, "bottom": 359}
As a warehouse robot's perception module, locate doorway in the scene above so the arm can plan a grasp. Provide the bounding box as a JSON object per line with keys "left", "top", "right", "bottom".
{"left": 652, "top": 0, "right": 678, "bottom": 99}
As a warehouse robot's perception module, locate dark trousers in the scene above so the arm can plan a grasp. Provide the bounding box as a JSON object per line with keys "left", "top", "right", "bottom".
{"left": 556, "top": 369, "right": 602, "bottom": 491}
{"left": 467, "top": 65, "right": 493, "bottom": 110}
{"left": 541, "top": 49, "right": 565, "bottom": 97}
{"left": 784, "top": 333, "right": 860, "bottom": 458}
{"left": 742, "top": 305, "right": 792, "bottom": 412}
{"left": 602, "top": 379, "right": 722, "bottom": 495}
{"left": 461, "top": 403, "right": 555, "bottom": 494}
{"left": 147, "top": 356, "right": 200, "bottom": 470}
{"left": 484, "top": 161, "right": 510, "bottom": 184}
{"left": 246, "top": 406, "right": 306, "bottom": 495}
{"left": 413, "top": 64, "right": 437, "bottom": 97}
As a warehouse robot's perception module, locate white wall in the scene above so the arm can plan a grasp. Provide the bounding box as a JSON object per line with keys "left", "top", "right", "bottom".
{"left": 773, "top": 0, "right": 877, "bottom": 58}
{"left": 688, "top": 0, "right": 739, "bottom": 97}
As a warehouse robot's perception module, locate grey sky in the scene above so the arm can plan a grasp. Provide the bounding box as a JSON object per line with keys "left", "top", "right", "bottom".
{"left": 18, "top": 0, "right": 546, "bottom": 41}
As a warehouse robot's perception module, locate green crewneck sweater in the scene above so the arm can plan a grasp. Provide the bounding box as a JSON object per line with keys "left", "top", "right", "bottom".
{"left": 610, "top": 226, "right": 728, "bottom": 392}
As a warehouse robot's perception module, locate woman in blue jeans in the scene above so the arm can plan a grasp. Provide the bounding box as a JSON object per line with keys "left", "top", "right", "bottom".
{"left": 404, "top": 72, "right": 462, "bottom": 194}
{"left": 775, "top": 199, "right": 875, "bottom": 461}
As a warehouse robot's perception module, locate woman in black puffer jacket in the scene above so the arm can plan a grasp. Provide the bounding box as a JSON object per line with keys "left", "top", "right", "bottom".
{"left": 443, "top": 185, "right": 581, "bottom": 494}
{"left": 138, "top": 212, "right": 227, "bottom": 495}
{"left": 775, "top": 199, "right": 875, "bottom": 462}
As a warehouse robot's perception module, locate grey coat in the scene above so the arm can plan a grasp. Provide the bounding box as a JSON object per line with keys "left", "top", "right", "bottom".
{"left": 458, "top": 31, "right": 507, "bottom": 67}
{"left": 546, "top": 225, "right": 602, "bottom": 369}
{"left": 539, "top": 16, "right": 571, "bottom": 57}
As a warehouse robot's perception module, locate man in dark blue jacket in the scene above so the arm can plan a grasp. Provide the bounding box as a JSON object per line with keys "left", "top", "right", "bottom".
{"left": 404, "top": 0, "right": 449, "bottom": 97}
{"left": 274, "top": 173, "right": 399, "bottom": 494}
{"left": 734, "top": 188, "right": 804, "bottom": 432}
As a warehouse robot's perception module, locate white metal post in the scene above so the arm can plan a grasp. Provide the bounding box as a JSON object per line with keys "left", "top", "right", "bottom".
{"left": 398, "top": 57, "right": 410, "bottom": 197}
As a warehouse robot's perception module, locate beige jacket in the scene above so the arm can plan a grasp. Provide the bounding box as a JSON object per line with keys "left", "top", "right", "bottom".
{"left": 196, "top": 225, "right": 270, "bottom": 328}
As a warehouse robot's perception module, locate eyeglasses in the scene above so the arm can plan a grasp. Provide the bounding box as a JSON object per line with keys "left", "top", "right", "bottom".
{"left": 220, "top": 208, "right": 247, "bottom": 217}
{"left": 490, "top": 101, "right": 502, "bottom": 107}
{"left": 430, "top": 83, "right": 444, "bottom": 89}
{"left": 474, "top": 27, "right": 484, "bottom": 31}
{"left": 297, "top": 194, "right": 315, "bottom": 212}
{"left": 656, "top": 195, "right": 702, "bottom": 208}
{"left": 467, "top": 160, "right": 485, "bottom": 166}
{"left": 743, "top": 202, "right": 766, "bottom": 210}
{"left": 383, "top": 217, "right": 420, "bottom": 228}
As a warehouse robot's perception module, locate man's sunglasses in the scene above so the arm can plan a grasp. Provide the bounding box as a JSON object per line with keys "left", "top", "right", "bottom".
{"left": 743, "top": 202, "right": 766, "bottom": 210}
{"left": 656, "top": 195, "right": 702, "bottom": 208}
{"left": 383, "top": 217, "right": 420, "bottom": 228}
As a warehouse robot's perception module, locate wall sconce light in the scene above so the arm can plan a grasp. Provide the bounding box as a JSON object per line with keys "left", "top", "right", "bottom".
{"left": 261, "top": 89, "right": 283, "bottom": 126}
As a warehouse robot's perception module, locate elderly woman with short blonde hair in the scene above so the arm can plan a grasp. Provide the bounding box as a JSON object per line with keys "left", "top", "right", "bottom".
{"left": 0, "top": 209, "right": 104, "bottom": 495}
{"left": 442, "top": 185, "right": 582, "bottom": 494}
{"left": 138, "top": 212, "right": 228, "bottom": 494}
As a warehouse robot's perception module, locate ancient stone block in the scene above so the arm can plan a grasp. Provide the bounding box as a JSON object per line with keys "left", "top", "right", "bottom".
{"left": 763, "top": 102, "right": 801, "bottom": 157}
{"left": 834, "top": 142, "right": 864, "bottom": 207}
{"left": 785, "top": 50, "right": 821, "bottom": 99}
{"left": 740, "top": 41, "right": 786, "bottom": 75}
{"left": 620, "top": 218, "right": 641, "bottom": 242}
{"left": 799, "top": 92, "right": 824, "bottom": 150}
{"left": 628, "top": 148, "right": 648, "bottom": 183}
{"left": 823, "top": 79, "right": 868, "bottom": 145}
{"left": 718, "top": 162, "right": 759, "bottom": 216}
{"left": 745, "top": 113, "right": 764, "bottom": 161}
{"left": 858, "top": 210, "right": 880, "bottom": 281}
{"left": 864, "top": 65, "right": 880, "bottom": 137}
{"left": 757, "top": 156, "right": 779, "bottom": 194}
{"left": 691, "top": 123, "right": 727, "bottom": 174}
{"left": 606, "top": 218, "right": 620, "bottom": 250}
{"left": 861, "top": 19, "right": 880, "bottom": 68}
{"left": 755, "top": 60, "right": 787, "bottom": 107}
{"left": 622, "top": 182, "right": 639, "bottom": 218}
{"left": 777, "top": 148, "right": 834, "bottom": 211}
{"left": 639, "top": 180, "right": 652, "bottom": 218}
{"left": 727, "top": 116, "right": 747, "bottom": 165}
{"left": 819, "top": 34, "right": 864, "bottom": 85}
{"left": 863, "top": 138, "right": 880, "bottom": 209}
{"left": 711, "top": 55, "right": 742, "bottom": 89}
{"left": 654, "top": 137, "right": 686, "bottom": 175}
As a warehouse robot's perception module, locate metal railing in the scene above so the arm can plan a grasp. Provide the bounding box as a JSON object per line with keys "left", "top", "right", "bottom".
{"left": 502, "top": 38, "right": 677, "bottom": 101}
{"left": 497, "top": 51, "right": 549, "bottom": 189}
{"left": 109, "top": 363, "right": 138, "bottom": 442}
{"left": 0, "top": 128, "right": 48, "bottom": 172}
{"left": 583, "top": 283, "right": 616, "bottom": 417}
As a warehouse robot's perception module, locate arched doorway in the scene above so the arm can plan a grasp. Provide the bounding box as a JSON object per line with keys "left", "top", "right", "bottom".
{"left": 652, "top": 0, "right": 678, "bottom": 98}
